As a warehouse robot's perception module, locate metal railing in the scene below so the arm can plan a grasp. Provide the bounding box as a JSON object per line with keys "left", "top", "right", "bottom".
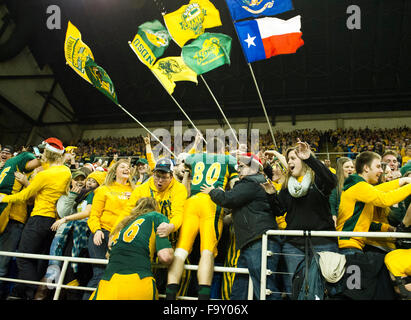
{"left": 259, "top": 230, "right": 411, "bottom": 300}
{"left": 0, "top": 251, "right": 254, "bottom": 300}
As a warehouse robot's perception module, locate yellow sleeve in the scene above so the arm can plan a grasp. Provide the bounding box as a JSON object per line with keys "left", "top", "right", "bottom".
{"left": 87, "top": 187, "right": 107, "bottom": 234}
{"left": 374, "top": 179, "right": 400, "bottom": 192}
{"left": 2, "top": 171, "right": 45, "bottom": 204}
{"left": 146, "top": 152, "right": 156, "bottom": 171}
{"left": 168, "top": 183, "right": 188, "bottom": 231}
{"left": 353, "top": 182, "right": 411, "bottom": 208}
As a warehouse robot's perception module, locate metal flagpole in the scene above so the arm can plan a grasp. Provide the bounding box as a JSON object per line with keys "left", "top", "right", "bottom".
{"left": 200, "top": 75, "right": 239, "bottom": 144}
{"left": 116, "top": 103, "right": 176, "bottom": 157}
{"left": 166, "top": 90, "right": 208, "bottom": 145}
{"left": 222, "top": 0, "right": 278, "bottom": 150}
{"left": 247, "top": 63, "right": 278, "bottom": 150}
{"left": 149, "top": 67, "right": 207, "bottom": 145}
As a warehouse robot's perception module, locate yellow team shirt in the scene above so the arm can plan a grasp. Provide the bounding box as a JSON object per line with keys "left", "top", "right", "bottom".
{"left": 337, "top": 175, "right": 411, "bottom": 250}
{"left": 2, "top": 165, "right": 71, "bottom": 219}
{"left": 122, "top": 177, "right": 187, "bottom": 232}
{"left": 87, "top": 182, "right": 133, "bottom": 234}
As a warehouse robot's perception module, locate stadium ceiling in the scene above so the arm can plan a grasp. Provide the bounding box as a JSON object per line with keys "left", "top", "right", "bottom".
{"left": 1, "top": 0, "right": 410, "bottom": 127}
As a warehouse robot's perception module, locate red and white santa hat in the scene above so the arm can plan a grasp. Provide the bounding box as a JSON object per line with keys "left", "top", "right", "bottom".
{"left": 39, "top": 137, "right": 65, "bottom": 154}
{"left": 237, "top": 152, "right": 263, "bottom": 170}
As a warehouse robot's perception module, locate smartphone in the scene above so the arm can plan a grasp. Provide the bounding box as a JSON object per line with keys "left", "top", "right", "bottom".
{"left": 33, "top": 146, "right": 41, "bottom": 157}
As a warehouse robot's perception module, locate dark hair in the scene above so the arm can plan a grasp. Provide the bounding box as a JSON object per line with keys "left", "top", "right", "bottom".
{"left": 355, "top": 151, "right": 381, "bottom": 174}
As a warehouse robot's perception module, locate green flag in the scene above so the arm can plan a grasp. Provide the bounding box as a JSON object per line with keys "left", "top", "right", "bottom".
{"left": 181, "top": 32, "right": 232, "bottom": 75}
{"left": 85, "top": 57, "right": 118, "bottom": 104}
{"left": 129, "top": 20, "right": 171, "bottom": 68}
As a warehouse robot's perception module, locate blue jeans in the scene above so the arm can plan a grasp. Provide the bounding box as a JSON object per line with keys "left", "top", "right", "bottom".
{"left": 0, "top": 220, "right": 24, "bottom": 297}
{"left": 282, "top": 240, "right": 339, "bottom": 296}
{"left": 231, "top": 237, "right": 281, "bottom": 300}
{"left": 48, "top": 223, "right": 66, "bottom": 267}
{"left": 82, "top": 229, "right": 110, "bottom": 300}
{"left": 339, "top": 248, "right": 363, "bottom": 255}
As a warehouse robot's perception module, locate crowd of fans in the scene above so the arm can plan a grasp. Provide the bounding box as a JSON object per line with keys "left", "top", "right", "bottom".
{"left": 36, "top": 126, "right": 410, "bottom": 166}
{"left": 0, "top": 125, "right": 410, "bottom": 301}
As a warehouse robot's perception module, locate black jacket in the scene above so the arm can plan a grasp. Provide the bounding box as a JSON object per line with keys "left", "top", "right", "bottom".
{"left": 209, "top": 174, "right": 284, "bottom": 250}
{"left": 276, "top": 154, "right": 337, "bottom": 246}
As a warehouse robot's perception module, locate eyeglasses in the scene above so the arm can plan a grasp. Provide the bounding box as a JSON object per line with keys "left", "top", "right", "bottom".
{"left": 154, "top": 174, "right": 171, "bottom": 181}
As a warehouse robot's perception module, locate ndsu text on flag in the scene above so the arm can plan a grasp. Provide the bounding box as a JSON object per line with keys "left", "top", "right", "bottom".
{"left": 64, "top": 21, "right": 95, "bottom": 84}
{"left": 129, "top": 20, "right": 171, "bottom": 68}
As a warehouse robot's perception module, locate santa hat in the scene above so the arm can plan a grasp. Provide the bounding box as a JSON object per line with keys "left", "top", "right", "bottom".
{"left": 237, "top": 152, "right": 263, "bottom": 170}
{"left": 39, "top": 137, "right": 65, "bottom": 154}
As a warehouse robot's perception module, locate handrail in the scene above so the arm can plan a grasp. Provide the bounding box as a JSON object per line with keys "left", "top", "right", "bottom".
{"left": 0, "top": 251, "right": 252, "bottom": 300}
{"left": 260, "top": 229, "right": 411, "bottom": 300}
{"left": 1, "top": 230, "right": 410, "bottom": 300}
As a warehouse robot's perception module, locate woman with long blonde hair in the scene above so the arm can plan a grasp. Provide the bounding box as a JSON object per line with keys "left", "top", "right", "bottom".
{"left": 90, "top": 197, "right": 174, "bottom": 300}
{"left": 84, "top": 159, "right": 134, "bottom": 299}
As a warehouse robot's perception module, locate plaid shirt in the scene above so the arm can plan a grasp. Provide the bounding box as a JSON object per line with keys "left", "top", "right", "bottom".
{"left": 55, "top": 219, "right": 90, "bottom": 273}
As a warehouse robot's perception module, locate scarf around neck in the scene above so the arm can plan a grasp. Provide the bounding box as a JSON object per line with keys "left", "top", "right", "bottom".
{"left": 288, "top": 172, "right": 312, "bottom": 198}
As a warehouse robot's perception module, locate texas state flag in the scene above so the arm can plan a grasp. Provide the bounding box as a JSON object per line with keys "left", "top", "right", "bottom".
{"left": 235, "top": 15, "right": 304, "bottom": 63}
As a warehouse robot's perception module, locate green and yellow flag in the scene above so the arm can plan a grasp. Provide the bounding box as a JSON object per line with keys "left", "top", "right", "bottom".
{"left": 163, "top": 0, "right": 222, "bottom": 47}
{"left": 129, "top": 20, "right": 171, "bottom": 68}
{"left": 84, "top": 57, "right": 118, "bottom": 104}
{"left": 64, "top": 21, "right": 94, "bottom": 84}
{"left": 182, "top": 32, "right": 232, "bottom": 75}
{"left": 151, "top": 56, "right": 198, "bottom": 94}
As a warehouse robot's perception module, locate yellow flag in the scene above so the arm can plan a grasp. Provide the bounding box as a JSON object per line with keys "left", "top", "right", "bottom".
{"left": 163, "top": 0, "right": 222, "bottom": 47}
{"left": 151, "top": 56, "right": 198, "bottom": 94}
{"left": 64, "top": 21, "right": 94, "bottom": 84}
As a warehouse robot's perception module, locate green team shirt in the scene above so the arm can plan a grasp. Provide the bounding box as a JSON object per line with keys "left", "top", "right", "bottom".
{"left": 185, "top": 153, "right": 238, "bottom": 196}
{"left": 103, "top": 211, "right": 172, "bottom": 280}
{"left": 0, "top": 152, "right": 36, "bottom": 215}
{"left": 0, "top": 152, "right": 36, "bottom": 195}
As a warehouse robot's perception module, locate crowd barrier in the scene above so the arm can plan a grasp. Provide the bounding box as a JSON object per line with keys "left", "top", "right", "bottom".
{"left": 0, "top": 230, "right": 410, "bottom": 300}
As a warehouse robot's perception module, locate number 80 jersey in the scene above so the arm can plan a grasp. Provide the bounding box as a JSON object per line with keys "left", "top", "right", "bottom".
{"left": 186, "top": 153, "right": 239, "bottom": 196}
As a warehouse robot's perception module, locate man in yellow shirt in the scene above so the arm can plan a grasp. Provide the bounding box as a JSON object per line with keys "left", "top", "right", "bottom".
{"left": 337, "top": 151, "right": 411, "bottom": 255}
{"left": 121, "top": 158, "right": 188, "bottom": 295}
{"left": 0, "top": 138, "right": 71, "bottom": 300}
{"left": 123, "top": 158, "right": 187, "bottom": 243}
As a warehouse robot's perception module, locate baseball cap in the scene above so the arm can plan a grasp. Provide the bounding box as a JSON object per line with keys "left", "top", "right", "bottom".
{"left": 154, "top": 158, "right": 174, "bottom": 173}
{"left": 38, "top": 137, "right": 64, "bottom": 154}
{"left": 1, "top": 145, "right": 14, "bottom": 154}
{"left": 71, "top": 170, "right": 87, "bottom": 180}
{"left": 136, "top": 158, "right": 149, "bottom": 165}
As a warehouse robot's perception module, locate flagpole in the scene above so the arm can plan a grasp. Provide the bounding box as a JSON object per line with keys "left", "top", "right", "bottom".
{"left": 222, "top": 0, "right": 278, "bottom": 151}
{"left": 200, "top": 75, "right": 239, "bottom": 145}
{"left": 247, "top": 63, "right": 278, "bottom": 150}
{"left": 166, "top": 90, "right": 208, "bottom": 145}
{"left": 149, "top": 67, "right": 207, "bottom": 145}
{"left": 116, "top": 103, "right": 176, "bottom": 158}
